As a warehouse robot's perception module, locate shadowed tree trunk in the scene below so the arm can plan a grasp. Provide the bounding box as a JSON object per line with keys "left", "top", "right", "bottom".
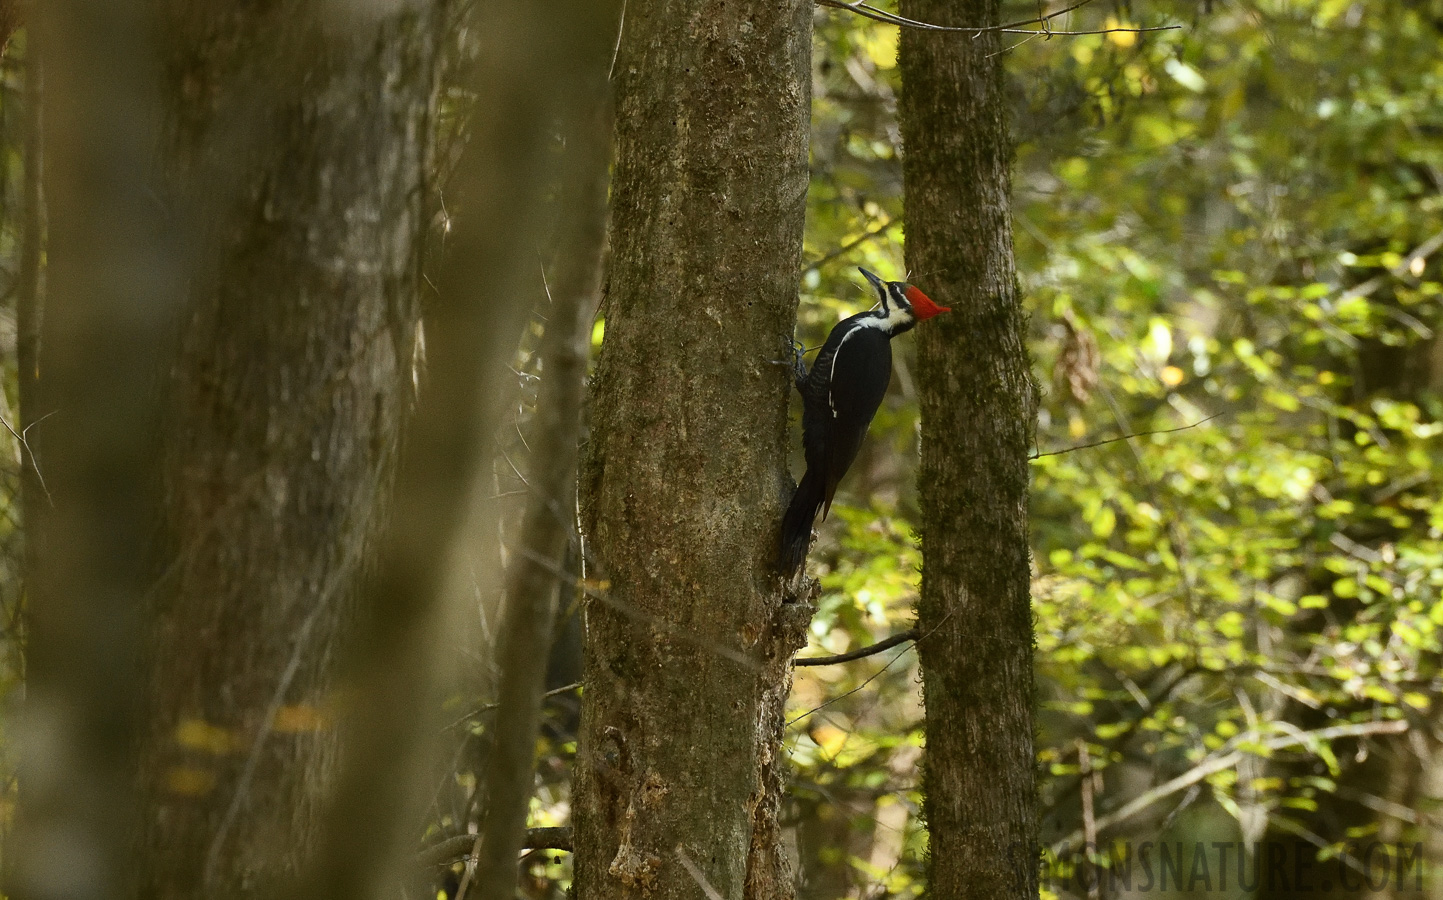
{"left": 293, "top": 1, "right": 624, "bottom": 896}
{"left": 900, "top": 2, "right": 1040, "bottom": 899}
{"left": 471, "top": 19, "right": 618, "bottom": 900}
{"left": 7, "top": 4, "right": 174, "bottom": 898}
{"left": 571, "top": 0, "right": 812, "bottom": 896}
{"left": 134, "top": 6, "right": 436, "bottom": 897}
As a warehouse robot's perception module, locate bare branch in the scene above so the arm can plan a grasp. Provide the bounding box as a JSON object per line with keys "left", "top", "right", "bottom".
{"left": 443, "top": 681, "right": 581, "bottom": 732}
{"left": 0, "top": 414, "right": 52, "bottom": 507}
{"left": 788, "top": 612, "right": 951, "bottom": 726}
{"left": 418, "top": 827, "right": 574, "bottom": 868}
{"left": 794, "top": 628, "right": 918, "bottom": 666}
{"left": 815, "top": 0, "right": 1179, "bottom": 40}
{"left": 1030, "top": 413, "right": 1221, "bottom": 460}
{"left": 802, "top": 217, "right": 902, "bottom": 274}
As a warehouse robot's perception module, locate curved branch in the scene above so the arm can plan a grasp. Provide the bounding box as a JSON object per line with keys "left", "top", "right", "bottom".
{"left": 815, "top": 0, "right": 1179, "bottom": 39}
{"left": 794, "top": 629, "right": 918, "bottom": 666}
{"left": 417, "top": 827, "right": 574, "bottom": 868}
{"left": 1030, "top": 413, "right": 1222, "bottom": 460}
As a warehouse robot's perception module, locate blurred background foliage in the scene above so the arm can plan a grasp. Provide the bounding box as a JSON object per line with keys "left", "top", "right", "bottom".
{"left": 4, "top": 1, "right": 1443, "bottom": 897}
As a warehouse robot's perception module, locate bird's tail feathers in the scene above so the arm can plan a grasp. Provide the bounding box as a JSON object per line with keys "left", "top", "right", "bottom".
{"left": 779, "top": 468, "right": 825, "bottom": 578}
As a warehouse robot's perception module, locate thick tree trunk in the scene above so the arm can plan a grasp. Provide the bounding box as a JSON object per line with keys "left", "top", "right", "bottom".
{"left": 136, "top": 7, "right": 435, "bottom": 898}
{"left": 899, "top": 3, "right": 1040, "bottom": 899}
{"left": 572, "top": 0, "right": 812, "bottom": 897}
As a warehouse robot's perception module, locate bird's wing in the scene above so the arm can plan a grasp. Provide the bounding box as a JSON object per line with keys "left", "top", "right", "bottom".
{"left": 821, "top": 326, "right": 892, "bottom": 514}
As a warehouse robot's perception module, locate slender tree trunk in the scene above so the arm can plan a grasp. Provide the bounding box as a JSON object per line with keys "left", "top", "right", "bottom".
{"left": 17, "top": 39, "right": 42, "bottom": 513}
{"left": 294, "top": 2, "right": 624, "bottom": 896}
{"left": 472, "top": 45, "right": 617, "bottom": 900}
{"left": 899, "top": 2, "right": 1040, "bottom": 899}
{"left": 135, "top": 7, "right": 436, "bottom": 897}
{"left": 8, "top": 3, "right": 173, "bottom": 898}
{"left": 572, "top": 0, "right": 812, "bottom": 896}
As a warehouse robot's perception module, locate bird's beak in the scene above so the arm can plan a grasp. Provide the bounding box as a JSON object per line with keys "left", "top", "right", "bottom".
{"left": 858, "top": 267, "right": 887, "bottom": 300}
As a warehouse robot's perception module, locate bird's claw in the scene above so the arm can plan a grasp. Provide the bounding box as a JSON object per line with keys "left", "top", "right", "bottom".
{"left": 792, "top": 341, "right": 808, "bottom": 385}
{"left": 769, "top": 335, "right": 807, "bottom": 374}
{"left": 777, "top": 335, "right": 807, "bottom": 383}
{"left": 769, "top": 334, "right": 809, "bottom": 393}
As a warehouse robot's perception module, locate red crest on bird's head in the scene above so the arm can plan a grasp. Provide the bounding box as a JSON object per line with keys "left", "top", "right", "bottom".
{"left": 904, "top": 285, "right": 950, "bottom": 320}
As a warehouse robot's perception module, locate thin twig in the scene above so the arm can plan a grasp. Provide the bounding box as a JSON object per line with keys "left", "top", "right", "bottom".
{"left": 789, "top": 646, "right": 911, "bottom": 727}
{"left": 802, "top": 217, "right": 902, "bottom": 274}
{"left": 817, "top": 0, "right": 1079, "bottom": 32}
{"left": 1269, "top": 815, "right": 1371, "bottom": 880}
{"left": 992, "top": 25, "right": 1178, "bottom": 36}
{"left": 444, "top": 681, "right": 581, "bottom": 731}
{"left": 794, "top": 628, "right": 918, "bottom": 666}
{"left": 788, "top": 612, "right": 951, "bottom": 727}
{"left": 676, "top": 847, "right": 727, "bottom": 900}
{"left": 499, "top": 447, "right": 531, "bottom": 487}
{"left": 987, "top": 28, "right": 1046, "bottom": 59}
{"left": 1030, "top": 413, "right": 1221, "bottom": 460}
{"left": 418, "top": 827, "right": 574, "bottom": 868}
{"left": 608, "top": 0, "right": 626, "bottom": 81}
{"left": 0, "top": 413, "right": 53, "bottom": 507}
{"left": 815, "top": 0, "right": 1178, "bottom": 39}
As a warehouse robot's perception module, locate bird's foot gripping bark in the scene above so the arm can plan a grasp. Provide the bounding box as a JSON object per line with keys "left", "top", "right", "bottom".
{"left": 768, "top": 334, "right": 808, "bottom": 388}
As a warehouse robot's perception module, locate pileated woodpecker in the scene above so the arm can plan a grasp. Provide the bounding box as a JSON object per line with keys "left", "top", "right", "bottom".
{"left": 779, "top": 267, "right": 950, "bottom": 577}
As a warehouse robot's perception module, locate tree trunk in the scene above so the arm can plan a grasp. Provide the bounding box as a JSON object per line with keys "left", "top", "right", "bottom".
{"left": 572, "top": 0, "right": 812, "bottom": 896}
{"left": 136, "top": 7, "right": 435, "bottom": 897}
{"left": 293, "top": 3, "right": 626, "bottom": 896}
{"left": 8, "top": 4, "right": 174, "bottom": 898}
{"left": 473, "top": 58, "right": 617, "bottom": 900}
{"left": 899, "top": 2, "right": 1040, "bottom": 899}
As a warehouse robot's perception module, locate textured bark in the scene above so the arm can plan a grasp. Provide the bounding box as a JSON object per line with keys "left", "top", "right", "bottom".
{"left": 136, "top": 7, "right": 436, "bottom": 898}
{"left": 572, "top": 0, "right": 812, "bottom": 896}
{"left": 8, "top": 3, "right": 173, "bottom": 898}
{"left": 899, "top": 2, "right": 1040, "bottom": 899}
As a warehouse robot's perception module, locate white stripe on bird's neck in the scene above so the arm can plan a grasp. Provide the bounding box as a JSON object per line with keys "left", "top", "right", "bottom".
{"left": 857, "top": 301, "right": 915, "bottom": 332}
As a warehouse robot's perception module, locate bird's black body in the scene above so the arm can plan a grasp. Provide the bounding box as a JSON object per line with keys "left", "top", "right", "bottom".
{"left": 779, "top": 269, "right": 948, "bottom": 577}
